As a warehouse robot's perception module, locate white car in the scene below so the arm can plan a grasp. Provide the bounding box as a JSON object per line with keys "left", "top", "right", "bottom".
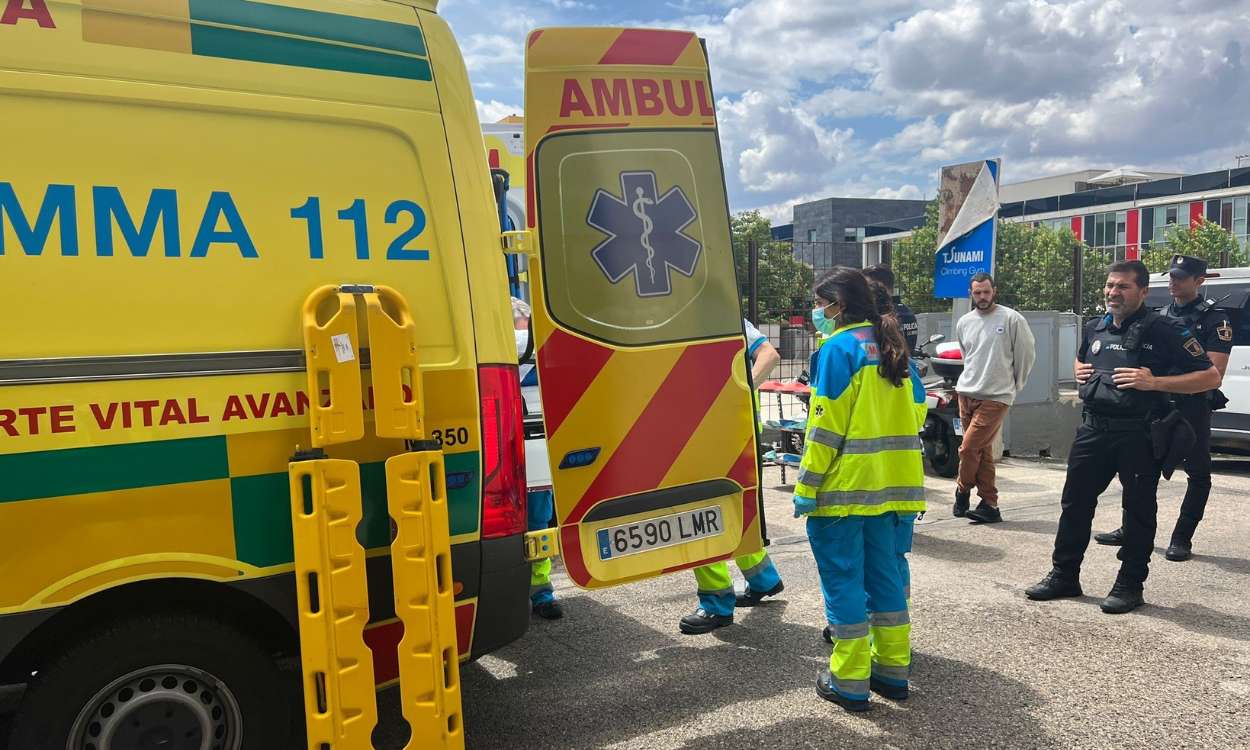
{"left": 1146, "top": 267, "right": 1250, "bottom": 454}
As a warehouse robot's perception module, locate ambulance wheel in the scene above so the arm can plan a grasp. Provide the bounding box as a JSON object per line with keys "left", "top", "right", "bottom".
{"left": 925, "top": 423, "right": 960, "bottom": 478}
{"left": 9, "top": 612, "right": 298, "bottom": 750}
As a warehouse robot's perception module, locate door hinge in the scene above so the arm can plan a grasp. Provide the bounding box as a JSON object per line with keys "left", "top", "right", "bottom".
{"left": 502, "top": 230, "right": 535, "bottom": 256}
{"left": 524, "top": 528, "right": 560, "bottom": 562}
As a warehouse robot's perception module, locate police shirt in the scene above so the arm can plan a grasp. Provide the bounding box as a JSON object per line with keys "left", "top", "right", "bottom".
{"left": 1162, "top": 298, "right": 1232, "bottom": 359}
{"left": 1162, "top": 297, "right": 1231, "bottom": 406}
{"left": 894, "top": 297, "right": 919, "bottom": 352}
{"left": 1078, "top": 305, "right": 1213, "bottom": 416}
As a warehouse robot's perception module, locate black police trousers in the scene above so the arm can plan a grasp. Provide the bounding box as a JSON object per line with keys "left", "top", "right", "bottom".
{"left": 1173, "top": 398, "right": 1213, "bottom": 543}
{"left": 1053, "top": 421, "right": 1160, "bottom": 587}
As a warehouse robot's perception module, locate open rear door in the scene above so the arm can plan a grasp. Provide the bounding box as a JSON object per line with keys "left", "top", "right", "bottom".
{"left": 523, "top": 27, "right": 761, "bottom": 588}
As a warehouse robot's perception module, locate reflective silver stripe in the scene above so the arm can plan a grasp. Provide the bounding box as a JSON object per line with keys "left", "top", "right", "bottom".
{"left": 0, "top": 349, "right": 324, "bottom": 386}
{"left": 814, "top": 486, "right": 926, "bottom": 507}
{"left": 834, "top": 675, "right": 869, "bottom": 696}
{"left": 872, "top": 663, "right": 911, "bottom": 681}
{"left": 740, "top": 554, "right": 772, "bottom": 580}
{"left": 530, "top": 583, "right": 553, "bottom": 595}
{"left": 807, "top": 427, "right": 846, "bottom": 450}
{"left": 831, "top": 621, "right": 869, "bottom": 640}
{"left": 841, "top": 435, "right": 922, "bottom": 454}
{"left": 796, "top": 469, "right": 825, "bottom": 487}
{"left": 698, "top": 587, "right": 734, "bottom": 598}
{"left": 870, "top": 610, "right": 911, "bottom": 627}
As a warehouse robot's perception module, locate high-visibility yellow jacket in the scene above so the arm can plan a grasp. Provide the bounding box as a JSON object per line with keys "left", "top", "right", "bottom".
{"left": 796, "top": 322, "right": 928, "bottom": 517}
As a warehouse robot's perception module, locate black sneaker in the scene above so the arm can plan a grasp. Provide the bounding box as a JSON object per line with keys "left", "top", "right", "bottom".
{"left": 735, "top": 580, "right": 785, "bottom": 607}
{"left": 953, "top": 489, "right": 971, "bottom": 517}
{"left": 816, "top": 670, "right": 870, "bottom": 712}
{"left": 1100, "top": 582, "right": 1144, "bottom": 614}
{"left": 821, "top": 626, "right": 833, "bottom": 645}
{"left": 870, "top": 677, "right": 909, "bottom": 701}
{"left": 1094, "top": 527, "right": 1124, "bottom": 546}
{"left": 679, "top": 608, "right": 733, "bottom": 635}
{"left": 966, "top": 501, "right": 1002, "bottom": 524}
{"left": 1165, "top": 541, "right": 1192, "bottom": 562}
{"left": 1025, "top": 571, "right": 1083, "bottom": 600}
{"left": 532, "top": 600, "right": 564, "bottom": 620}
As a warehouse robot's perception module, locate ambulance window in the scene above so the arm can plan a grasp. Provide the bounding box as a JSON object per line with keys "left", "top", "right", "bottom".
{"left": 533, "top": 130, "right": 740, "bottom": 348}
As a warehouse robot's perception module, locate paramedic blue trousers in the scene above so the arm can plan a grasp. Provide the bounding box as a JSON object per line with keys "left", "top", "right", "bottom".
{"left": 808, "top": 513, "right": 911, "bottom": 702}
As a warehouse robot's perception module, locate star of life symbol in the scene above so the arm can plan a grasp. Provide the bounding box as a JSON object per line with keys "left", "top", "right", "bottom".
{"left": 586, "top": 171, "right": 702, "bottom": 297}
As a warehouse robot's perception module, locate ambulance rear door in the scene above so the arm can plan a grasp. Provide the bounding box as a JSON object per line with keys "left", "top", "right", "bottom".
{"left": 522, "top": 27, "right": 762, "bottom": 588}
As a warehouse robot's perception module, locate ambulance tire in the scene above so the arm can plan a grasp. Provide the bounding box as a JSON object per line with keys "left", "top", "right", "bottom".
{"left": 9, "top": 612, "right": 299, "bottom": 750}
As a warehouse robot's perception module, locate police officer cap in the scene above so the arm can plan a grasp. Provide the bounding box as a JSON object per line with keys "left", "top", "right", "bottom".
{"left": 1168, "top": 254, "right": 1220, "bottom": 279}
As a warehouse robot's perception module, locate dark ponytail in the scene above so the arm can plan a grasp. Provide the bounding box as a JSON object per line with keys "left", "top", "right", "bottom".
{"left": 812, "top": 268, "right": 910, "bottom": 387}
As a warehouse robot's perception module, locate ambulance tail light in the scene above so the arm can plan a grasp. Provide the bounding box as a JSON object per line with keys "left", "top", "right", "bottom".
{"left": 479, "top": 365, "right": 527, "bottom": 539}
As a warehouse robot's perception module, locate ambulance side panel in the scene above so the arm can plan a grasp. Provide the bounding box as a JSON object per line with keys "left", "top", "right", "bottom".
{"left": 0, "top": 0, "right": 527, "bottom": 689}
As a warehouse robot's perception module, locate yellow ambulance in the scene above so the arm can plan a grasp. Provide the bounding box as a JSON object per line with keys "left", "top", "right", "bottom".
{"left": 0, "top": 2, "right": 762, "bottom": 747}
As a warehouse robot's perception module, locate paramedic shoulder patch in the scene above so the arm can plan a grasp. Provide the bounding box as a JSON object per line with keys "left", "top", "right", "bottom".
{"left": 1183, "top": 337, "right": 1205, "bottom": 358}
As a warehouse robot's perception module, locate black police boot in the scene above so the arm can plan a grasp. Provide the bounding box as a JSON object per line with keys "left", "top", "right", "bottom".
{"left": 1100, "top": 579, "right": 1144, "bottom": 614}
{"left": 953, "top": 488, "right": 971, "bottom": 517}
{"left": 870, "top": 677, "right": 909, "bottom": 701}
{"left": 1025, "top": 570, "right": 1083, "bottom": 600}
{"left": 1093, "top": 527, "right": 1124, "bottom": 546}
{"left": 966, "top": 501, "right": 1002, "bottom": 524}
{"left": 679, "top": 608, "right": 732, "bottom": 635}
{"left": 532, "top": 600, "right": 564, "bottom": 620}
{"left": 735, "top": 580, "right": 785, "bottom": 607}
{"left": 821, "top": 626, "right": 833, "bottom": 645}
{"left": 816, "top": 670, "right": 870, "bottom": 712}
{"left": 1166, "top": 517, "right": 1198, "bottom": 562}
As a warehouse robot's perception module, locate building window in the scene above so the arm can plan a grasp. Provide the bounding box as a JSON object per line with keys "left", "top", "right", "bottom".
{"left": 844, "top": 227, "right": 858, "bottom": 242}
{"left": 1221, "top": 198, "right": 1234, "bottom": 231}
{"left": 1116, "top": 211, "right": 1126, "bottom": 246}
{"left": 807, "top": 229, "right": 817, "bottom": 242}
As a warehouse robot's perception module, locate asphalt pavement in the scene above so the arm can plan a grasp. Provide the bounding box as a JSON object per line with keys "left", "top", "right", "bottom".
{"left": 388, "top": 457, "right": 1250, "bottom": 750}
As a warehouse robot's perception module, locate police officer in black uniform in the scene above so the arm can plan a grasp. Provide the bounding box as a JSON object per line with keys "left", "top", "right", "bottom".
{"left": 1093, "top": 255, "right": 1231, "bottom": 561}
{"left": 864, "top": 265, "right": 918, "bottom": 351}
{"left": 1026, "top": 261, "right": 1220, "bottom": 614}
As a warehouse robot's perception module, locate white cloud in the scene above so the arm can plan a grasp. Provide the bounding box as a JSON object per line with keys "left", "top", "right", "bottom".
{"left": 450, "top": 0, "right": 1250, "bottom": 221}
{"left": 476, "top": 99, "right": 522, "bottom": 123}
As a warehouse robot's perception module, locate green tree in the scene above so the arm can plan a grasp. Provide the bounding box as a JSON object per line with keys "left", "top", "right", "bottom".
{"left": 1139, "top": 218, "right": 1246, "bottom": 273}
{"left": 892, "top": 202, "right": 951, "bottom": 313}
{"left": 729, "top": 210, "right": 815, "bottom": 323}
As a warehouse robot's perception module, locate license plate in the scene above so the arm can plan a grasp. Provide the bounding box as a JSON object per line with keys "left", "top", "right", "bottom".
{"left": 953, "top": 418, "right": 964, "bottom": 436}
{"left": 597, "top": 506, "right": 723, "bottom": 560}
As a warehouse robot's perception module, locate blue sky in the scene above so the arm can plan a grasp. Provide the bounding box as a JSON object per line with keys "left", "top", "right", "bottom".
{"left": 442, "top": 0, "right": 1250, "bottom": 224}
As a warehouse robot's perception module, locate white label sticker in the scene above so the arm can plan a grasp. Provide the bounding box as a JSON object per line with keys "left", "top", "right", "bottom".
{"left": 331, "top": 334, "right": 355, "bottom": 363}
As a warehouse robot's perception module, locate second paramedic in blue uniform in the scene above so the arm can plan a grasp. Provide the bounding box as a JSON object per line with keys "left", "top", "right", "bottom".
{"left": 679, "top": 319, "right": 785, "bottom": 634}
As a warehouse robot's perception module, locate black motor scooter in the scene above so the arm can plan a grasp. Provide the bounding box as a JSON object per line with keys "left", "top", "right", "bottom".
{"left": 916, "top": 334, "right": 964, "bottom": 478}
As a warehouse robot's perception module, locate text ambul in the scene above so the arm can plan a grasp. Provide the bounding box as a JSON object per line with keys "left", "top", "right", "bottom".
{"left": 559, "top": 77, "right": 715, "bottom": 119}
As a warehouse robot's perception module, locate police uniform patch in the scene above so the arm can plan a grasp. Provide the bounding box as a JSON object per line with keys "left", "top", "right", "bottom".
{"left": 1184, "top": 337, "right": 1204, "bottom": 357}
{"left": 1090, "top": 340, "right": 1102, "bottom": 354}
{"left": 1218, "top": 320, "right": 1233, "bottom": 342}
{"left": 814, "top": 404, "right": 825, "bottom": 417}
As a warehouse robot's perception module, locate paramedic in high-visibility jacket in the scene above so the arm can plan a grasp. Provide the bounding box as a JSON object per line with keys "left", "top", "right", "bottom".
{"left": 679, "top": 319, "right": 785, "bottom": 634}
{"left": 795, "top": 268, "right": 928, "bottom": 712}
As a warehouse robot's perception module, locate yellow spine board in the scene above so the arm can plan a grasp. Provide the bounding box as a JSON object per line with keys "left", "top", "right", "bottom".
{"left": 366, "top": 287, "right": 426, "bottom": 440}
{"left": 289, "top": 459, "right": 379, "bottom": 749}
{"left": 302, "top": 287, "right": 366, "bottom": 448}
{"left": 386, "top": 451, "right": 465, "bottom": 750}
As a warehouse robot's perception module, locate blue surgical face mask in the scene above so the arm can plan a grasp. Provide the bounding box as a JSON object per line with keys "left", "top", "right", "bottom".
{"left": 812, "top": 302, "right": 837, "bottom": 335}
